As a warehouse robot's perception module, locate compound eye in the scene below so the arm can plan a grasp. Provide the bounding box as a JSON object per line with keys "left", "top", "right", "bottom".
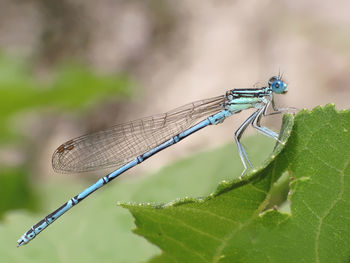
{"left": 272, "top": 80, "right": 287, "bottom": 94}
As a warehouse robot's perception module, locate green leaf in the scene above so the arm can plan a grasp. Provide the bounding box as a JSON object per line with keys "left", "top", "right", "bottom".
{"left": 123, "top": 105, "right": 350, "bottom": 263}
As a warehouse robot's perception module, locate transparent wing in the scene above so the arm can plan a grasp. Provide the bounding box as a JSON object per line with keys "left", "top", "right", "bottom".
{"left": 52, "top": 95, "right": 226, "bottom": 173}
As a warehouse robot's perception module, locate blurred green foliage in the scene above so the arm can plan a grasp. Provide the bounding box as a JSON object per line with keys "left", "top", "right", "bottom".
{"left": 0, "top": 167, "right": 36, "bottom": 218}
{"left": 0, "top": 53, "right": 131, "bottom": 142}
{"left": 0, "top": 52, "right": 132, "bottom": 217}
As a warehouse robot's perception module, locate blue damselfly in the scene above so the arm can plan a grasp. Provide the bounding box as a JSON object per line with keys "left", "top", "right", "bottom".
{"left": 17, "top": 75, "right": 292, "bottom": 246}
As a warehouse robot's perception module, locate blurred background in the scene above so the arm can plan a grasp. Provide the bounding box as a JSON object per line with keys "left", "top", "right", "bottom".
{"left": 1, "top": 0, "right": 349, "bottom": 262}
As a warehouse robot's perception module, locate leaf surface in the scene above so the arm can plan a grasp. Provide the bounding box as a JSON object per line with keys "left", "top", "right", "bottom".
{"left": 124, "top": 105, "right": 350, "bottom": 263}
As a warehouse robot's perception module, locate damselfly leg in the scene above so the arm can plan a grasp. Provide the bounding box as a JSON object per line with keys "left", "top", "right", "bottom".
{"left": 234, "top": 110, "right": 260, "bottom": 177}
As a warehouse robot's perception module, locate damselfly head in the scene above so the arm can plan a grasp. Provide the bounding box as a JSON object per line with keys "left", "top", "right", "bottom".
{"left": 268, "top": 76, "right": 288, "bottom": 94}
